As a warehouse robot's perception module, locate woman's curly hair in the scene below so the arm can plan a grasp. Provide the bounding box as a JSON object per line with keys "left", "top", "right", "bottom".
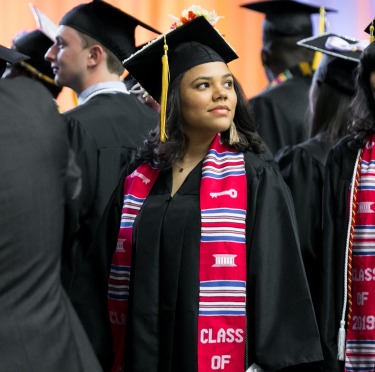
{"left": 348, "top": 41, "right": 375, "bottom": 149}
{"left": 133, "top": 72, "right": 264, "bottom": 170}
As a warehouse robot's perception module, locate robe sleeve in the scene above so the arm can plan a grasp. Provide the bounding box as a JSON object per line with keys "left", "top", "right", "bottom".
{"left": 245, "top": 158, "right": 323, "bottom": 371}
{"left": 68, "top": 167, "right": 127, "bottom": 369}
{"left": 275, "top": 145, "right": 325, "bottom": 310}
{"left": 63, "top": 114, "right": 98, "bottom": 227}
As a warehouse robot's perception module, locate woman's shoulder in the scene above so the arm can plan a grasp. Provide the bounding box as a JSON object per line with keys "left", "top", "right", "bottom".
{"left": 243, "top": 151, "right": 279, "bottom": 180}
{"left": 329, "top": 134, "right": 358, "bottom": 164}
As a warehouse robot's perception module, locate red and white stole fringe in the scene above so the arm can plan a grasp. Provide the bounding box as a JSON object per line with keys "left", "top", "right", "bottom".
{"left": 343, "top": 134, "right": 375, "bottom": 371}
{"left": 107, "top": 134, "right": 247, "bottom": 372}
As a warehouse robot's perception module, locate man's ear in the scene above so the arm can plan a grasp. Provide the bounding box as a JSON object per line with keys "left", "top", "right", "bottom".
{"left": 87, "top": 44, "right": 104, "bottom": 67}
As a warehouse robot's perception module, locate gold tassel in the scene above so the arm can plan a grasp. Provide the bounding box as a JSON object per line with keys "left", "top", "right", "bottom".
{"left": 160, "top": 35, "right": 169, "bottom": 142}
{"left": 370, "top": 21, "right": 374, "bottom": 44}
{"left": 312, "top": 7, "right": 326, "bottom": 71}
{"left": 229, "top": 121, "right": 240, "bottom": 145}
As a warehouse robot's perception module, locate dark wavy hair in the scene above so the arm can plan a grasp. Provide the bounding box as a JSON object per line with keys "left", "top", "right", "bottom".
{"left": 133, "top": 71, "right": 264, "bottom": 170}
{"left": 309, "top": 80, "right": 352, "bottom": 146}
{"left": 348, "top": 41, "right": 375, "bottom": 149}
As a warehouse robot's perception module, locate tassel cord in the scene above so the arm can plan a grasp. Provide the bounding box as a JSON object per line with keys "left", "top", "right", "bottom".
{"left": 160, "top": 35, "right": 169, "bottom": 142}
{"left": 337, "top": 149, "right": 362, "bottom": 360}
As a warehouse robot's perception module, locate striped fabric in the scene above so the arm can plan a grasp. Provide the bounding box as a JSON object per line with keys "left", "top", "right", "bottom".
{"left": 201, "top": 208, "right": 246, "bottom": 243}
{"left": 199, "top": 280, "right": 246, "bottom": 316}
{"left": 345, "top": 136, "right": 375, "bottom": 371}
{"left": 346, "top": 340, "right": 375, "bottom": 371}
{"left": 198, "top": 135, "right": 247, "bottom": 372}
{"left": 108, "top": 265, "right": 131, "bottom": 301}
{"left": 107, "top": 133, "right": 248, "bottom": 372}
{"left": 107, "top": 163, "right": 160, "bottom": 372}
{"left": 358, "top": 160, "right": 375, "bottom": 191}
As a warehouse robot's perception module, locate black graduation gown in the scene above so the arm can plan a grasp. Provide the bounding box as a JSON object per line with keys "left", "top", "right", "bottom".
{"left": 275, "top": 134, "right": 331, "bottom": 311}
{"left": 62, "top": 91, "right": 158, "bottom": 369}
{"left": 0, "top": 77, "right": 101, "bottom": 372}
{"left": 249, "top": 68, "right": 312, "bottom": 155}
{"left": 94, "top": 151, "right": 323, "bottom": 371}
{"left": 319, "top": 135, "right": 359, "bottom": 372}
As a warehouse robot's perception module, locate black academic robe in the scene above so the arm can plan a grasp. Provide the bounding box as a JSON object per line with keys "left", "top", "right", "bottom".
{"left": 62, "top": 91, "right": 158, "bottom": 369}
{"left": 275, "top": 133, "right": 331, "bottom": 311}
{"left": 92, "top": 151, "right": 323, "bottom": 371}
{"left": 0, "top": 77, "right": 101, "bottom": 372}
{"left": 319, "top": 135, "right": 360, "bottom": 372}
{"left": 249, "top": 70, "right": 312, "bottom": 155}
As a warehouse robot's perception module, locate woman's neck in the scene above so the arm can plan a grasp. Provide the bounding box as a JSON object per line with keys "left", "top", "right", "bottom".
{"left": 179, "top": 136, "right": 214, "bottom": 166}
{"left": 171, "top": 137, "right": 213, "bottom": 196}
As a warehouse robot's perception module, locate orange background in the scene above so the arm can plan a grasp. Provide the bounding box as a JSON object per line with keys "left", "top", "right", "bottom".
{"left": 0, "top": 0, "right": 373, "bottom": 112}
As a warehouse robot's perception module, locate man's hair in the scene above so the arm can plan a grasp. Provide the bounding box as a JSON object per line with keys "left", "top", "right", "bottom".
{"left": 79, "top": 32, "right": 124, "bottom": 75}
{"left": 264, "top": 35, "right": 315, "bottom": 71}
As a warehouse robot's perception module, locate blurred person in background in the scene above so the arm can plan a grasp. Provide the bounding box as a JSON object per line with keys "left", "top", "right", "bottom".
{"left": 241, "top": 0, "right": 336, "bottom": 155}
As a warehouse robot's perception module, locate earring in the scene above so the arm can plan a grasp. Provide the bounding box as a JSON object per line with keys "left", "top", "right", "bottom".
{"left": 229, "top": 121, "right": 240, "bottom": 145}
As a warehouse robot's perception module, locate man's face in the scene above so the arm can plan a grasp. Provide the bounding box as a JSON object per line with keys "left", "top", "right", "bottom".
{"left": 45, "top": 25, "right": 90, "bottom": 94}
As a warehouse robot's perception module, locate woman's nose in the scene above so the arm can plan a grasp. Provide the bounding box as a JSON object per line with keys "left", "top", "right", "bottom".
{"left": 213, "top": 86, "right": 228, "bottom": 101}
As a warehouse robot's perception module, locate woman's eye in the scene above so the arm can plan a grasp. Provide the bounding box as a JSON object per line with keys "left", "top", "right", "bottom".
{"left": 196, "top": 82, "right": 209, "bottom": 89}
{"left": 224, "top": 80, "right": 233, "bottom": 88}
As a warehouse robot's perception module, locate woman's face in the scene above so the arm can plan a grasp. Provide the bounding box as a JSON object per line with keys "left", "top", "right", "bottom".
{"left": 179, "top": 61, "right": 237, "bottom": 140}
{"left": 370, "top": 71, "right": 375, "bottom": 101}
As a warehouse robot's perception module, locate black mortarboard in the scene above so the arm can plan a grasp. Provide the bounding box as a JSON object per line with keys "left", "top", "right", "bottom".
{"left": 364, "top": 19, "right": 375, "bottom": 43}
{"left": 0, "top": 45, "right": 29, "bottom": 76}
{"left": 364, "top": 20, "right": 375, "bottom": 34}
{"left": 123, "top": 16, "right": 238, "bottom": 102}
{"left": 59, "top": 0, "right": 160, "bottom": 62}
{"left": 241, "top": 0, "right": 337, "bottom": 39}
{"left": 12, "top": 30, "right": 55, "bottom": 81}
{"left": 123, "top": 15, "right": 238, "bottom": 142}
{"left": 297, "top": 33, "right": 367, "bottom": 62}
{"left": 298, "top": 33, "right": 366, "bottom": 95}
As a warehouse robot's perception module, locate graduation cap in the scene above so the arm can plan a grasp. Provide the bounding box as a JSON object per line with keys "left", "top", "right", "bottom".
{"left": 59, "top": 0, "right": 160, "bottom": 63}
{"left": 0, "top": 45, "right": 29, "bottom": 76}
{"left": 123, "top": 16, "right": 237, "bottom": 101}
{"left": 123, "top": 15, "right": 238, "bottom": 141}
{"left": 29, "top": 3, "right": 58, "bottom": 42}
{"left": 364, "top": 19, "right": 375, "bottom": 43}
{"left": 11, "top": 30, "right": 56, "bottom": 84}
{"left": 297, "top": 33, "right": 367, "bottom": 62}
{"left": 298, "top": 33, "right": 367, "bottom": 95}
{"left": 241, "top": 0, "right": 337, "bottom": 40}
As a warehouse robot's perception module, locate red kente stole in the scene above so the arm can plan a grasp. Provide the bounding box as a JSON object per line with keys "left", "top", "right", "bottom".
{"left": 341, "top": 134, "right": 375, "bottom": 371}
{"left": 107, "top": 134, "right": 247, "bottom": 371}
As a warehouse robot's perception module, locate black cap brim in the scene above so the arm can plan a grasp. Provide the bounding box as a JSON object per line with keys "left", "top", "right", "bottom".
{"left": 297, "top": 33, "right": 366, "bottom": 62}
{"left": 0, "top": 45, "right": 29, "bottom": 65}
{"left": 241, "top": 0, "right": 337, "bottom": 38}
{"left": 0, "top": 45, "right": 29, "bottom": 76}
{"left": 364, "top": 19, "right": 375, "bottom": 35}
{"left": 123, "top": 16, "right": 238, "bottom": 101}
{"left": 60, "top": 0, "right": 160, "bottom": 62}
{"left": 240, "top": 0, "right": 336, "bottom": 15}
